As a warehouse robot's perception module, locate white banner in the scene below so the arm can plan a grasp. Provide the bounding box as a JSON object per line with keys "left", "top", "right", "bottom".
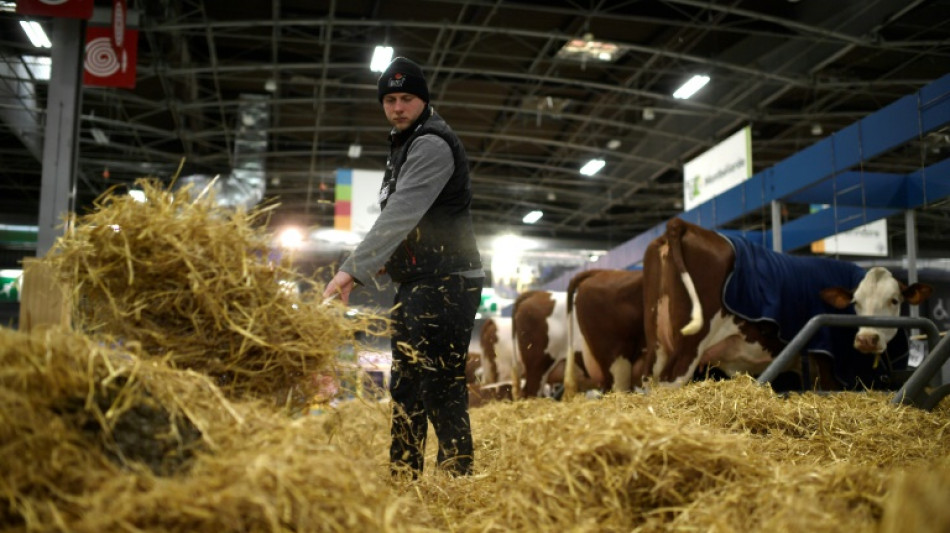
{"left": 811, "top": 217, "right": 889, "bottom": 257}
{"left": 351, "top": 169, "right": 384, "bottom": 236}
{"left": 683, "top": 126, "right": 752, "bottom": 210}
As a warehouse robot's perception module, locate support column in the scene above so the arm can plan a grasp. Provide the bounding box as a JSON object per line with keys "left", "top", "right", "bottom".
{"left": 770, "top": 200, "right": 783, "bottom": 252}
{"left": 905, "top": 210, "right": 919, "bottom": 316}
{"left": 37, "top": 17, "right": 85, "bottom": 257}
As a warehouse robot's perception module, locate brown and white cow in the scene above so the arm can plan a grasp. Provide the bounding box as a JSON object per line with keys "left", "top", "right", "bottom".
{"left": 563, "top": 269, "right": 649, "bottom": 398}
{"left": 511, "top": 290, "right": 597, "bottom": 398}
{"left": 642, "top": 217, "right": 932, "bottom": 390}
{"left": 466, "top": 317, "right": 518, "bottom": 406}
{"left": 478, "top": 317, "right": 517, "bottom": 385}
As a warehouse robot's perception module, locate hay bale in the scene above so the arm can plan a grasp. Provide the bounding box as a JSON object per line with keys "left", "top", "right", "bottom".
{"left": 0, "top": 326, "right": 423, "bottom": 532}
{"left": 43, "top": 178, "right": 377, "bottom": 408}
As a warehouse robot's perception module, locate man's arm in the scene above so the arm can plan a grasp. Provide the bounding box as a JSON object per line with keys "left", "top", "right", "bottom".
{"left": 323, "top": 134, "right": 454, "bottom": 302}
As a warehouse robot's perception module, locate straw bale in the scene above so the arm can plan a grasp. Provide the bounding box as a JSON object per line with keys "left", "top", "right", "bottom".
{"left": 42, "top": 178, "right": 376, "bottom": 409}
{"left": 0, "top": 326, "right": 424, "bottom": 533}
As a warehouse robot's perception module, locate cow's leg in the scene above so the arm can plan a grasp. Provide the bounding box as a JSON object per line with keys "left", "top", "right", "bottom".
{"left": 610, "top": 355, "right": 632, "bottom": 392}
{"left": 629, "top": 351, "right": 651, "bottom": 390}
{"left": 546, "top": 358, "right": 597, "bottom": 395}
{"left": 520, "top": 352, "right": 551, "bottom": 398}
{"left": 804, "top": 353, "right": 841, "bottom": 391}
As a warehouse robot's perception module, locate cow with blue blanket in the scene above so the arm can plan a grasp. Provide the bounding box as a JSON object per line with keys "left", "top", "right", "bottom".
{"left": 642, "top": 217, "right": 932, "bottom": 391}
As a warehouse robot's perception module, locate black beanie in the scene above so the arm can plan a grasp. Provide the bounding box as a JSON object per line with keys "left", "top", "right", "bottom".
{"left": 377, "top": 57, "right": 429, "bottom": 103}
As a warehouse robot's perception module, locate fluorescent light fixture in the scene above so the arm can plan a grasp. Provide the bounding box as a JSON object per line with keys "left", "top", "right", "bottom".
{"left": 523, "top": 210, "right": 543, "bottom": 224}
{"left": 673, "top": 74, "right": 710, "bottom": 100}
{"left": 0, "top": 224, "right": 38, "bottom": 233}
{"left": 90, "top": 127, "right": 110, "bottom": 145}
{"left": 580, "top": 158, "right": 606, "bottom": 176}
{"left": 348, "top": 143, "right": 362, "bottom": 158}
{"left": 20, "top": 21, "right": 51, "bottom": 49}
{"left": 370, "top": 46, "right": 394, "bottom": 72}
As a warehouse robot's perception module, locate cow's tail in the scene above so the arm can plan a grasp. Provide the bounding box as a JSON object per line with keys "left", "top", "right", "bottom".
{"left": 668, "top": 219, "right": 704, "bottom": 336}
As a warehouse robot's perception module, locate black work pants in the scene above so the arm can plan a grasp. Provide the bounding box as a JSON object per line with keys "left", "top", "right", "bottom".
{"left": 389, "top": 274, "right": 482, "bottom": 477}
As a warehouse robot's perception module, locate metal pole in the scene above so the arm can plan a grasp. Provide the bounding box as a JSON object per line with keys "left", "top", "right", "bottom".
{"left": 771, "top": 200, "right": 782, "bottom": 252}
{"left": 37, "top": 17, "right": 86, "bottom": 257}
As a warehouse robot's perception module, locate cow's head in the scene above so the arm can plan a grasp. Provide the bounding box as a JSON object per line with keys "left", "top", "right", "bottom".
{"left": 821, "top": 266, "right": 933, "bottom": 354}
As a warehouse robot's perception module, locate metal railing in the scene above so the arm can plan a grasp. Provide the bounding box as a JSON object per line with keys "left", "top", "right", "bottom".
{"left": 756, "top": 314, "right": 948, "bottom": 410}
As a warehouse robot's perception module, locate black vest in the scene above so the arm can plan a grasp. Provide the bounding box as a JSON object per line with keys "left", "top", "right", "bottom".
{"left": 380, "top": 108, "right": 482, "bottom": 282}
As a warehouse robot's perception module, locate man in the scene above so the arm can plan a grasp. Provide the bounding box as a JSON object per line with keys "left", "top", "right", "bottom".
{"left": 322, "top": 57, "right": 484, "bottom": 478}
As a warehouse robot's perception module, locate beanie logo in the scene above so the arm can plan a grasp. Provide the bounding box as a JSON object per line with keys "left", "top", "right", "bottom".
{"left": 388, "top": 72, "right": 406, "bottom": 89}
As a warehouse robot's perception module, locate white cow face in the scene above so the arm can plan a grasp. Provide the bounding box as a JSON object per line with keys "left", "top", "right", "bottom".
{"left": 821, "top": 267, "right": 933, "bottom": 354}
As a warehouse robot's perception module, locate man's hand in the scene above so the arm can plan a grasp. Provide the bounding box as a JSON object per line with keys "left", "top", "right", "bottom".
{"left": 322, "top": 271, "right": 355, "bottom": 305}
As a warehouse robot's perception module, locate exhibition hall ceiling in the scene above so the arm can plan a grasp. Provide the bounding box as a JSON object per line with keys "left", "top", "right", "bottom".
{"left": 2, "top": 0, "right": 949, "bottom": 256}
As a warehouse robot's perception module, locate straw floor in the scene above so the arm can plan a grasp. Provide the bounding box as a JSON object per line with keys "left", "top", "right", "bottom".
{"left": 3, "top": 325, "right": 949, "bottom": 533}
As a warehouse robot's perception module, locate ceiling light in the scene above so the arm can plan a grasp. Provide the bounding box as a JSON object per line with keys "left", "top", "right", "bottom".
{"left": 606, "top": 139, "right": 621, "bottom": 150}
{"left": 90, "top": 127, "right": 109, "bottom": 145}
{"left": 313, "top": 228, "right": 362, "bottom": 245}
{"left": 491, "top": 233, "right": 537, "bottom": 252}
{"left": 556, "top": 33, "right": 621, "bottom": 63}
{"left": 580, "top": 158, "right": 606, "bottom": 176}
{"left": 264, "top": 79, "right": 277, "bottom": 92}
{"left": 673, "top": 74, "right": 710, "bottom": 100}
{"left": 370, "top": 46, "right": 394, "bottom": 72}
{"left": 348, "top": 143, "right": 362, "bottom": 158}
{"left": 523, "top": 210, "right": 543, "bottom": 224}
{"left": 278, "top": 227, "right": 305, "bottom": 249}
{"left": 811, "top": 123, "right": 823, "bottom": 136}
{"left": 20, "top": 21, "right": 51, "bottom": 49}
{"left": 642, "top": 107, "right": 655, "bottom": 121}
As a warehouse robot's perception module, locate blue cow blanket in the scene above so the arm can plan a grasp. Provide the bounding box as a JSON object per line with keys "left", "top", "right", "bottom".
{"left": 720, "top": 234, "right": 907, "bottom": 389}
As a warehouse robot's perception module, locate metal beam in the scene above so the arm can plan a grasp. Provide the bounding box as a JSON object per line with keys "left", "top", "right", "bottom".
{"left": 543, "top": 72, "right": 950, "bottom": 289}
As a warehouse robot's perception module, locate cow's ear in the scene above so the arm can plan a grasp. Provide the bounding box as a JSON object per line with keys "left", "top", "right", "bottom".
{"left": 903, "top": 282, "right": 934, "bottom": 305}
{"left": 820, "top": 287, "right": 853, "bottom": 309}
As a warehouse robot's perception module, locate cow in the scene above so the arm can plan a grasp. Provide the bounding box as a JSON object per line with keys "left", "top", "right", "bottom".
{"left": 478, "top": 317, "right": 517, "bottom": 385}
{"left": 511, "top": 290, "right": 597, "bottom": 398}
{"left": 563, "top": 269, "right": 649, "bottom": 398}
{"left": 642, "top": 217, "right": 932, "bottom": 391}
{"left": 466, "top": 317, "right": 518, "bottom": 406}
